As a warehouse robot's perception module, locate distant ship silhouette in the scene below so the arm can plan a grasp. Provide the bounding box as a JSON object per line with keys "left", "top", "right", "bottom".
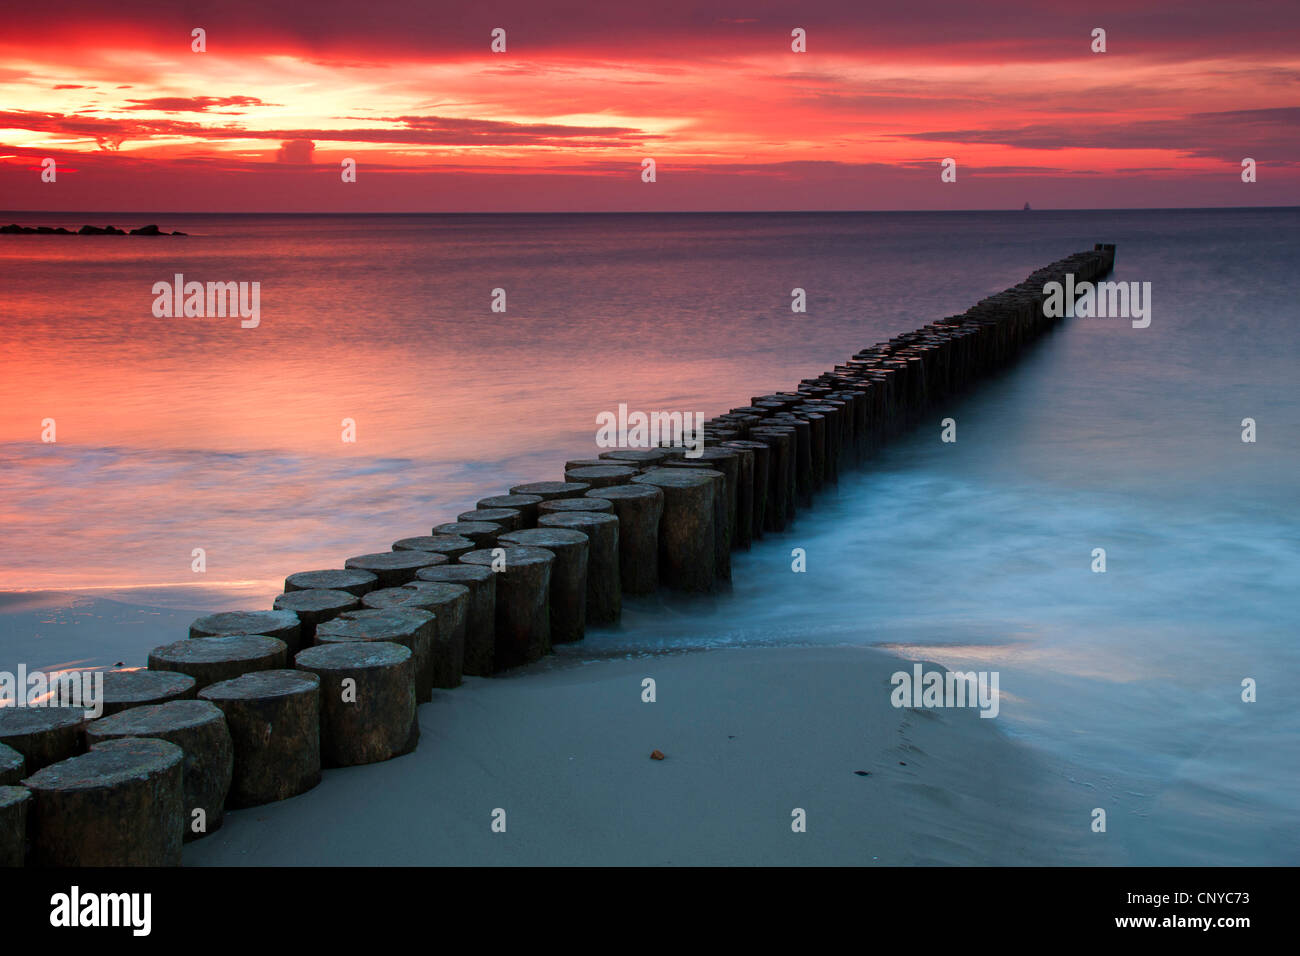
{"left": 1023, "top": 202, "right": 1032, "bottom": 211}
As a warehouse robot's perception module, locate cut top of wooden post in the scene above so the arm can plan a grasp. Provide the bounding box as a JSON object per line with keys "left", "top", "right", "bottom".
{"left": 189, "top": 610, "right": 301, "bottom": 645}
{"left": 85, "top": 698, "right": 226, "bottom": 741}
{"left": 391, "top": 534, "right": 475, "bottom": 559}
{"left": 273, "top": 588, "right": 361, "bottom": 618}
{"left": 0, "top": 706, "right": 86, "bottom": 766}
{"left": 318, "top": 605, "right": 433, "bottom": 634}
{"left": 508, "top": 481, "right": 591, "bottom": 501}
{"left": 283, "top": 568, "right": 379, "bottom": 596}
{"left": 477, "top": 494, "right": 541, "bottom": 511}
{"left": 198, "top": 668, "right": 320, "bottom": 703}
{"left": 460, "top": 508, "right": 522, "bottom": 530}
{"left": 147, "top": 634, "right": 288, "bottom": 690}
{"left": 97, "top": 669, "right": 196, "bottom": 717}
{"left": 415, "top": 563, "right": 493, "bottom": 586}
{"left": 592, "top": 483, "right": 663, "bottom": 503}
{"left": 632, "top": 469, "right": 713, "bottom": 491}
{"left": 295, "top": 641, "right": 410, "bottom": 673}
{"left": 565, "top": 466, "right": 637, "bottom": 488}
{"left": 460, "top": 546, "right": 555, "bottom": 569}
{"left": 599, "top": 449, "right": 666, "bottom": 465}
{"left": 540, "top": 497, "right": 613, "bottom": 515}
{"left": 432, "top": 522, "right": 501, "bottom": 546}
{"left": 499, "top": 527, "right": 590, "bottom": 551}
{"left": 344, "top": 550, "right": 448, "bottom": 585}
{"left": 23, "top": 735, "right": 182, "bottom": 793}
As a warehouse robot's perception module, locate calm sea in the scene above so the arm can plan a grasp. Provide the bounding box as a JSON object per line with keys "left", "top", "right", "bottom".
{"left": 2, "top": 208, "right": 1297, "bottom": 863}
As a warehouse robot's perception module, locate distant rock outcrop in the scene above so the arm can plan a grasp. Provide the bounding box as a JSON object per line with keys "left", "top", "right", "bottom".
{"left": 1, "top": 223, "right": 185, "bottom": 235}
{"left": 0, "top": 223, "right": 68, "bottom": 234}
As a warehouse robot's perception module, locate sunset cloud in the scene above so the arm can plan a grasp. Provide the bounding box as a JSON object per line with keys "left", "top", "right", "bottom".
{"left": 122, "top": 96, "right": 277, "bottom": 113}
{"left": 0, "top": 0, "right": 1295, "bottom": 210}
{"left": 276, "top": 138, "right": 315, "bottom": 163}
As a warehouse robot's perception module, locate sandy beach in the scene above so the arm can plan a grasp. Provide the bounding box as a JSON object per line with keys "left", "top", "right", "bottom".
{"left": 2, "top": 592, "right": 1108, "bottom": 866}
{"left": 183, "top": 644, "right": 1112, "bottom": 866}
{"left": 3, "top": 209, "right": 1293, "bottom": 870}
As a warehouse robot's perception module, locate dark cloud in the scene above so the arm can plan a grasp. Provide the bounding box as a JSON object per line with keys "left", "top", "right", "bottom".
{"left": 0, "top": 109, "right": 657, "bottom": 150}
{"left": 276, "top": 139, "right": 315, "bottom": 163}
{"left": 899, "top": 108, "right": 1300, "bottom": 161}
{"left": 384, "top": 114, "right": 653, "bottom": 145}
{"left": 122, "top": 96, "right": 276, "bottom": 113}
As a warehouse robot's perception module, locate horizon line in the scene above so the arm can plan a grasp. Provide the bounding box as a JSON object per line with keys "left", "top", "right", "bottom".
{"left": 2, "top": 205, "right": 1297, "bottom": 218}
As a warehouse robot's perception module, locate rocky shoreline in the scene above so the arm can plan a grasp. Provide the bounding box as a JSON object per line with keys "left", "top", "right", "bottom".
{"left": 1, "top": 223, "right": 186, "bottom": 235}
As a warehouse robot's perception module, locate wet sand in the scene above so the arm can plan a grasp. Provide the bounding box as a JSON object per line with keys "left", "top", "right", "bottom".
{"left": 183, "top": 644, "right": 1113, "bottom": 866}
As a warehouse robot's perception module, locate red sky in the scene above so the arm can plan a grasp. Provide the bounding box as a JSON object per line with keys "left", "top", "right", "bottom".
{"left": 1, "top": 0, "right": 1297, "bottom": 212}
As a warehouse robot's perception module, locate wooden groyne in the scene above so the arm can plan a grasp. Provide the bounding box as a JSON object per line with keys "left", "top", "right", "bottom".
{"left": 0, "top": 244, "right": 1116, "bottom": 865}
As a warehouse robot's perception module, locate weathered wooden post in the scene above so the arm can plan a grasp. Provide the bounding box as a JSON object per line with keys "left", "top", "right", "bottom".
{"left": 539, "top": 511, "right": 620, "bottom": 625}
{"left": 294, "top": 642, "right": 416, "bottom": 765}
{"left": 284, "top": 568, "right": 378, "bottom": 597}
{"left": 0, "top": 708, "right": 85, "bottom": 773}
{"left": 316, "top": 608, "right": 436, "bottom": 702}
{"left": 0, "top": 786, "right": 27, "bottom": 866}
{"left": 599, "top": 449, "right": 666, "bottom": 467}
{"left": 663, "top": 447, "right": 741, "bottom": 570}
{"left": 190, "top": 610, "right": 303, "bottom": 656}
{"left": 23, "top": 737, "right": 185, "bottom": 865}
{"left": 630, "top": 470, "right": 716, "bottom": 592}
{"left": 462, "top": 507, "right": 524, "bottom": 532}
{"left": 499, "top": 528, "right": 590, "bottom": 643}
{"left": 384, "top": 582, "right": 471, "bottom": 688}
{"left": 149, "top": 635, "right": 288, "bottom": 691}
{"left": 273, "top": 588, "right": 361, "bottom": 644}
{"left": 749, "top": 425, "right": 795, "bottom": 530}
{"left": 477, "top": 494, "right": 543, "bottom": 528}
{"left": 85, "top": 699, "right": 233, "bottom": 841}
{"left": 198, "top": 670, "right": 321, "bottom": 807}
{"left": 589, "top": 484, "right": 663, "bottom": 594}
{"left": 721, "top": 439, "right": 769, "bottom": 541}
{"left": 564, "top": 465, "right": 637, "bottom": 489}
{"left": 344, "top": 550, "right": 447, "bottom": 587}
{"left": 460, "top": 546, "right": 555, "bottom": 670}
{"left": 433, "top": 521, "right": 502, "bottom": 548}
{"left": 0, "top": 743, "right": 23, "bottom": 786}
{"left": 540, "top": 497, "right": 613, "bottom": 517}
{"left": 415, "top": 564, "right": 497, "bottom": 677}
{"left": 509, "top": 481, "right": 592, "bottom": 502}
{"left": 392, "top": 534, "right": 475, "bottom": 562}
{"left": 96, "top": 670, "right": 196, "bottom": 717}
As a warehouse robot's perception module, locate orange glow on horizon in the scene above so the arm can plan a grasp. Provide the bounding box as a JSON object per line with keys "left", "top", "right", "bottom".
{"left": 1, "top": 2, "right": 1296, "bottom": 211}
